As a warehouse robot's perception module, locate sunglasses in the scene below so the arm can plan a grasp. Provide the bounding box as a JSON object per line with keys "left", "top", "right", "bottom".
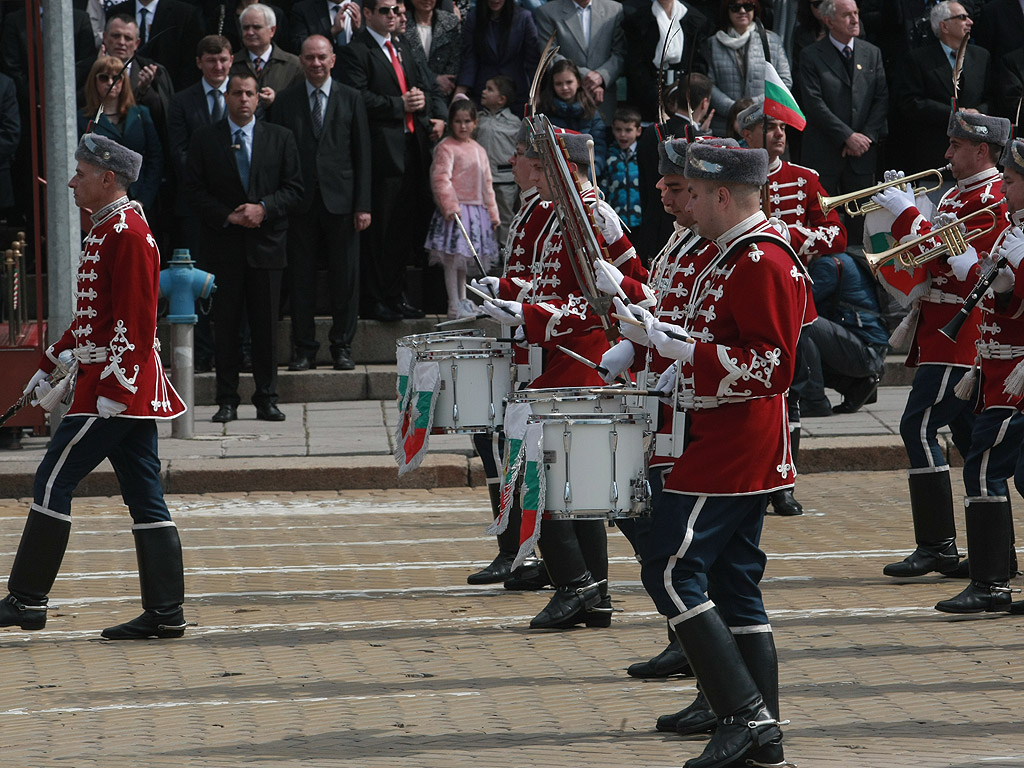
{"left": 728, "top": 3, "right": 756, "bottom": 12}
{"left": 376, "top": 5, "right": 400, "bottom": 14}
{"left": 947, "top": 12, "right": 970, "bottom": 20}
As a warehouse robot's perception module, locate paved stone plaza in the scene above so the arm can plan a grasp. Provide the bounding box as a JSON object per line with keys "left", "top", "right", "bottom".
{"left": 0, "top": 471, "right": 1022, "bottom": 767}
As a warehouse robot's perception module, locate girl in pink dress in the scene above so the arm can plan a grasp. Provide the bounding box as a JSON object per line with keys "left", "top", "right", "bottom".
{"left": 425, "top": 100, "right": 501, "bottom": 319}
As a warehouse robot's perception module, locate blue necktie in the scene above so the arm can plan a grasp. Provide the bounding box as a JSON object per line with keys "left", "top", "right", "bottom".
{"left": 234, "top": 129, "right": 250, "bottom": 192}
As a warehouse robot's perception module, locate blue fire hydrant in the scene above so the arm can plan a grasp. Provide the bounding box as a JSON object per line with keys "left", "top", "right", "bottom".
{"left": 159, "top": 249, "right": 216, "bottom": 438}
{"left": 159, "top": 249, "right": 216, "bottom": 323}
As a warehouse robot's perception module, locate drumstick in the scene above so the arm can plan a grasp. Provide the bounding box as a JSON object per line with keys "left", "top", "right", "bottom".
{"left": 612, "top": 312, "right": 693, "bottom": 343}
{"left": 453, "top": 211, "right": 493, "bottom": 293}
{"left": 593, "top": 258, "right": 629, "bottom": 301}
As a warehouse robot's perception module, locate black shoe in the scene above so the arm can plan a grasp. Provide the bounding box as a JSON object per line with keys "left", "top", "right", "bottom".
{"left": 504, "top": 560, "right": 551, "bottom": 590}
{"left": 529, "top": 578, "right": 603, "bottom": 629}
{"left": 393, "top": 299, "right": 425, "bottom": 319}
{"left": 883, "top": 541, "right": 960, "bottom": 577}
{"left": 832, "top": 375, "right": 880, "bottom": 414}
{"left": 240, "top": 352, "right": 253, "bottom": 373}
{"left": 363, "top": 302, "right": 402, "bottom": 322}
{"left": 0, "top": 593, "right": 47, "bottom": 630}
{"left": 655, "top": 690, "right": 717, "bottom": 734}
{"left": 194, "top": 357, "right": 213, "bottom": 374}
{"left": 584, "top": 595, "right": 613, "bottom": 628}
{"left": 255, "top": 403, "right": 286, "bottom": 422}
{"left": 332, "top": 348, "right": 356, "bottom": 371}
{"left": 934, "top": 580, "right": 1012, "bottom": 614}
{"left": 767, "top": 488, "right": 803, "bottom": 516}
{"left": 467, "top": 552, "right": 516, "bottom": 585}
{"left": 212, "top": 404, "right": 237, "bottom": 423}
{"left": 628, "top": 639, "right": 693, "bottom": 679}
{"left": 101, "top": 608, "right": 187, "bottom": 639}
{"left": 684, "top": 701, "right": 782, "bottom": 768}
{"left": 288, "top": 352, "right": 317, "bottom": 371}
{"left": 800, "top": 398, "right": 833, "bottom": 418}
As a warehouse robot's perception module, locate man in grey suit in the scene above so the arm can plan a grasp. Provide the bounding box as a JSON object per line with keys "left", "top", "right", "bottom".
{"left": 798, "top": 0, "right": 888, "bottom": 209}
{"left": 534, "top": 0, "right": 626, "bottom": 125}
{"left": 271, "top": 35, "right": 372, "bottom": 371}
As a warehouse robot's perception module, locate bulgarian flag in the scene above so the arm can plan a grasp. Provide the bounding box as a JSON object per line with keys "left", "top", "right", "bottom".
{"left": 394, "top": 356, "right": 440, "bottom": 476}
{"left": 488, "top": 401, "right": 545, "bottom": 569}
{"left": 764, "top": 62, "right": 806, "bottom": 131}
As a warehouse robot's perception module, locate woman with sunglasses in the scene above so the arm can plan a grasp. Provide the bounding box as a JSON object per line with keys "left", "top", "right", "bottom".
{"left": 702, "top": 0, "right": 792, "bottom": 135}
{"left": 78, "top": 55, "right": 163, "bottom": 211}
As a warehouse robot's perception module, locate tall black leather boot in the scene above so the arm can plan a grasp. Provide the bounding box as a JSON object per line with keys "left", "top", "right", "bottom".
{"left": 935, "top": 497, "right": 1014, "bottom": 614}
{"left": 630, "top": 619, "right": 692, "bottom": 679}
{"left": 0, "top": 507, "right": 72, "bottom": 631}
{"left": 768, "top": 429, "right": 803, "bottom": 516}
{"left": 884, "top": 467, "right": 961, "bottom": 577}
{"left": 575, "top": 519, "right": 612, "bottom": 627}
{"left": 102, "top": 524, "right": 188, "bottom": 639}
{"left": 530, "top": 519, "right": 602, "bottom": 629}
{"left": 467, "top": 484, "right": 519, "bottom": 584}
{"left": 673, "top": 609, "right": 782, "bottom": 768}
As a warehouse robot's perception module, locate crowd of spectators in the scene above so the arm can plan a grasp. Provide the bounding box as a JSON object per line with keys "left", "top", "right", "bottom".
{"left": 0, "top": 0, "right": 1022, "bottom": 370}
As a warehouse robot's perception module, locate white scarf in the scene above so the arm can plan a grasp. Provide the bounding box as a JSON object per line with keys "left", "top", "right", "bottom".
{"left": 652, "top": 0, "right": 687, "bottom": 68}
{"left": 714, "top": 26, "right": 752, "bottom": 49}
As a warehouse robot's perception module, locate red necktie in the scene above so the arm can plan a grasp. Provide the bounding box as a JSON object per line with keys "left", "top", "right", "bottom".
{"left": 385, "top": 40, "right": 415, "bottom": 134}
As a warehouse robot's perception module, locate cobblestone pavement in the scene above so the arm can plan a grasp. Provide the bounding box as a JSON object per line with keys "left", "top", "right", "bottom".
{"left": 0, "top": 471, "right": 1022, "bottom": 767}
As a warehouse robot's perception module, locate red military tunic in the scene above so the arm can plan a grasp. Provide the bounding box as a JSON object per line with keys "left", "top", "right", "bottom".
{"left": 522, "top": 184, "right": 649, "bottom": 387}
{"left": 664, "top": 213, "right": 814, "bottom": 495}
{"left": 765, "top": 158, "right": 848, "bottom": 262}
{"left": 889, "top": 166, "right": 1008, "bottom": 367}
{"left": 962, "top": 213, "right": 1024, "bottom": 410}
{"left": 39, "top": 197, "right": 185, "bottom": 419}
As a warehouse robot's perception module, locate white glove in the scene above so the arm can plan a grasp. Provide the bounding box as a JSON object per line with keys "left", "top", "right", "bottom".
{"left": 23, "top": 368, "right": 47, "bottom": 397}
{"left": 882, "top": 168, "right": 905, "bottom": 184}
{"left": 999, "top": 227, "right": 1024, "bottom": 269}
{"left": 471, "top": 276, "right": 500, "bottom": 298}
{"left": 656, "top": 362, "right": 677, "bottom": 404}
{"left": 594, "top": 258, "right": 624, "bottom": 296}
{"left": 947, "top": 246, "right": 978, "bottom": 282}
{"left": 96, "top": 396, "right": 127, "bottom": 419}
{"left": 593, "top": 201, "right": 624, "bottom": 243}
{"left": 872, "top": 182, "right": 915, "bottom": 218}
{"left": 612, "top": 297, "right": 652, "bottom": 347}
{"left": 599, "top": 339, "right": 634, "bottom": 384}
{"left": 991, "top": 265, "right": 1015, "bottom": 294}
{"left": 767, "top": 216, "right": 791, "bottom": 243}
{"left": 646, "top": 318, "right": 696, "bottom": 364}
{"left": 482, "top": 297, "right": 524, "bottom": 326}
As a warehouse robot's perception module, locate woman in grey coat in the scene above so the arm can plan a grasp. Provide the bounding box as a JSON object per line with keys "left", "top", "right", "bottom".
{"left": 703, "top": 0, "right": 792, "bottom": 135}
{"left": 404, "top": 0, "right": 463, "bottom": 97}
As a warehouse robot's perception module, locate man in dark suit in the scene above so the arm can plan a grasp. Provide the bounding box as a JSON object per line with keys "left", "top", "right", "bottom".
{"left": 270, "top": 35, "right": 371, "bottom": 371}
{"left": 105, "top": 0, "right": 206, "bottom": 88}
{"left": 891, "top": 1, "right": 990, "bottom": 174}
{"left": 338, "top": 0, "right": 445, "bottom": 322}
{"left": 799, "top": 0, "right": 888, "bottom": 208}
{"left": 234, "top": 3, "right": 303, "bottom": 111}
{"left": 184, "top": 68, "right": 303, "bottom": 423}
{"left": 168, "top": 33, "right": 234, "bottom": 372}
{"left": 289, "top": 0, "right": 362, "bottom": 65}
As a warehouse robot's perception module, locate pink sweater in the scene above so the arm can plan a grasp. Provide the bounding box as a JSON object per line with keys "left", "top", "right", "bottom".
{"left": 430, "top": 137, "right": 500, "bottom": 224}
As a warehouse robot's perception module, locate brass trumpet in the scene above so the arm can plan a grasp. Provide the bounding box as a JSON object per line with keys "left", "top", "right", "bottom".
{"left": 863, "top": 202, "right": 1003, "bottom": 274}
{"left": 818, "top": 165, "right": 950, "bottom": 218}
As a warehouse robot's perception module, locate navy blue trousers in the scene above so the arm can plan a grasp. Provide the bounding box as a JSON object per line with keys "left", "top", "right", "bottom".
{"left": 33, "top": 416, "right": 171, "bottom": 524}
{"left": 640, "top": 490, "right": 770, "bottom": 629}
{"left": 962, "top": 407, "right": 1024, "bottom": 498}
{"left": 900, "top": 364, "right": 975, "bottom": 468}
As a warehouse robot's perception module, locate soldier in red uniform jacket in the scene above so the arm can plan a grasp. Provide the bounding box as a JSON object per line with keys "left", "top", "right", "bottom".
{"left": 933, "top": 137, "right": 1024, "bottom": 615}
{"left": 871, "top": 110, "right": 1011, "bottom": 583}
{"left": 631, "top": 140, "right": 812, "bottom": 768}
{"left": 0, "top": 135, "right": 188, "bottom": 640}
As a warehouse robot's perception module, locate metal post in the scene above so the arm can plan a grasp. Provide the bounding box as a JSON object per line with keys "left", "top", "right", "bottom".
{"left": 171, "top": 325, "right": 195, "bottom": 439}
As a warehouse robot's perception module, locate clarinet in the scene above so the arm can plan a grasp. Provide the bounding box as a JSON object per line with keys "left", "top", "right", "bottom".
{"left": 939, "top": 255, "right": 1008, "bottom": 341}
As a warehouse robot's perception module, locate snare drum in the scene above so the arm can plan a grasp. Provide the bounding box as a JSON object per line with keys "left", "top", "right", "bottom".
{"left": 414, "top": 335, "right": 513, "bottom": 433}
{"left": 533, "top": 411, "right": 653, "bottom": 520}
